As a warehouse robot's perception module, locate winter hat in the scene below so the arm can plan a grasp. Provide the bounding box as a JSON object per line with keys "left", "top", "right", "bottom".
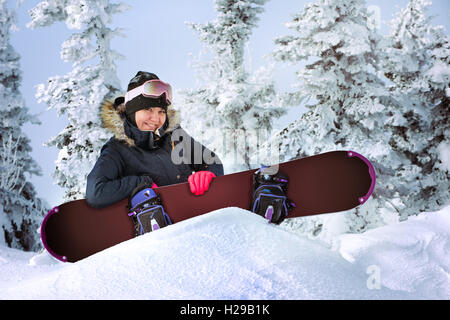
{"left": 124, "top": 71, "right": 170, "bottom": 126}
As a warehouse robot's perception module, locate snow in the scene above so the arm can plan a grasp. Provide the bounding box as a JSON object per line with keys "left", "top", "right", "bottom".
{"left": 336, "top": 205, "right": 450, "bottom": 299}
{"left": 437, "top": 141, "right": 450, "bottom": 172}
{"left": 1, "top": 206, "right": 449, "bottom": 300}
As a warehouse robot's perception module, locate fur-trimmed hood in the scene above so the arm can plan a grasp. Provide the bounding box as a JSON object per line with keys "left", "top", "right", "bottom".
{"left": 99, "top": 98, "right": 181, "bottom": 147}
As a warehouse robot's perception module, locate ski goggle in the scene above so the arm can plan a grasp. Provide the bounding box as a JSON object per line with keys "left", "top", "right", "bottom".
{"left": 124, "top": 80, "right": 173, "bottom": 105}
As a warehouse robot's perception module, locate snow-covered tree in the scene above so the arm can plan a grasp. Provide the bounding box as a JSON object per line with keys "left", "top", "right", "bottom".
{"left": 181, "top": 0, "right": 285, "bottom": 173}
{"left": 27, "top": 0, "right": 128, "bottom": 201}
{"left": 0, "top": 0, "right": 48, "bottom": 251}
{"left": 380, "top": 0, "right": 449, "bottom": 217}
{"left": 271, "top": 0, "right": 449, "bottom": 241}
{"left": 269, "top": 0, "right": 402, "bottom": 238}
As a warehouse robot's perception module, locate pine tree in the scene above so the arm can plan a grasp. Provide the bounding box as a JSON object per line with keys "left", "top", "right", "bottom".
{"left": 270, "top": 0, "right": 404, "bottom": 238}
{"left": 271, "top": 0, "right": 449, "bottom": 241}
{"left": 380, "top": 0, "right": 449, "bottom": 216}
{"left": 27, "top": 0, "right": 128, "bottom": 201}
{"left": 0, "top": 0, "right": 48, "bottom": 251}
{"left": 181, "top": 0, "right": 285, "bottom": 173}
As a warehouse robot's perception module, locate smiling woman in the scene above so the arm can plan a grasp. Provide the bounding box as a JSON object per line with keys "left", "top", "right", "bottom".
{"left": 85, "top": 71, "right": 224, "bottom": 209}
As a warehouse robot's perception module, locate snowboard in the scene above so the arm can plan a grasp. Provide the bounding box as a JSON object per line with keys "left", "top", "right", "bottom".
{"left": 41, "top": 150, "right": 376, "bottom": 262}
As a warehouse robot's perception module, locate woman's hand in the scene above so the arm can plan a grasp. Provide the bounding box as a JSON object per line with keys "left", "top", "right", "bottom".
{"left": 188, "top": 171, "right": 216, "bottom": 195}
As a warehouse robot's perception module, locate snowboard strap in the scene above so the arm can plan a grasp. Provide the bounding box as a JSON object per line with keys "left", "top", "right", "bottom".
{"left": 250, "top": 166, "right": 295, "bottom": 224}
{"left": 127, "top": 184, "right": 172, "bottom": 236}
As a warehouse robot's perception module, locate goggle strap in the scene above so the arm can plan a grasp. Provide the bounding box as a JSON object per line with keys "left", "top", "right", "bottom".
{"left": 124, "top": 86, "right": 142, "bottom": 104}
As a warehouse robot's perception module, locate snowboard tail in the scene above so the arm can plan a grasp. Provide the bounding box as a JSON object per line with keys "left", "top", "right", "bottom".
{"left": 41, "top": 150, "right": 376, "bottom": 262}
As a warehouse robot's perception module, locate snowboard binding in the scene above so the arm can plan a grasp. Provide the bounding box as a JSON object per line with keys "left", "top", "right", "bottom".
{"left": 127, "top": 184, "right": 172, "bottom": 236}
{"left": 251, "top": 166, "right": 295, "bottom": 224}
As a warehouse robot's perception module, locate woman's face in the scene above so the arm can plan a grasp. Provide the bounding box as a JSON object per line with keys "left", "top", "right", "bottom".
{"left": 135, "top": 107, "right": 166, "bottom": 132}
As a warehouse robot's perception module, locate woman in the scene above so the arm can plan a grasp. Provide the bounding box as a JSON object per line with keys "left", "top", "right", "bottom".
{"left": 86, "top": 71, "right": 223, "bottom": 208}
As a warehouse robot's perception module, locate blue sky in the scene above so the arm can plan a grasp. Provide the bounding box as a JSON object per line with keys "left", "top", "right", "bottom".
{"left": 8, "top": 0, "right": 450, "bottom": 206}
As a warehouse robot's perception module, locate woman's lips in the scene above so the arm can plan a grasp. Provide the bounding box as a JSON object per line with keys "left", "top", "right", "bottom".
{"left": 144, "top": 122, "right": 157, "bottom": 129}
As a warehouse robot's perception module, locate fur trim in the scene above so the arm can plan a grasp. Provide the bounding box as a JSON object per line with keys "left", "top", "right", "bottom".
{"left": 100, "top": 99, "right": 181, "bottom": 147}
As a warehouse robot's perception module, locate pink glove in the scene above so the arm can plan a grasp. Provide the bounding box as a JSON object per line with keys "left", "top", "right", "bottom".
{"left": 188, "top": 171, "right": 216, "bottom": 195}
{"left": 151, "top": 183, "right": 158, "bottom": 189}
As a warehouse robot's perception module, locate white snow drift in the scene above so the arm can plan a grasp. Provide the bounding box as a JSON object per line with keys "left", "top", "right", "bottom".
{"left": 0, "top": 206, "right": 449, "bottom": 299}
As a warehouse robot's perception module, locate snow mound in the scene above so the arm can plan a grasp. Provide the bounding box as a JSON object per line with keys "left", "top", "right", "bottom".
{"left": 336, "top": 205, "right": 450, "bottom": 299}
{"left": 1, "top": 207, "right": 448, "bottom": 299}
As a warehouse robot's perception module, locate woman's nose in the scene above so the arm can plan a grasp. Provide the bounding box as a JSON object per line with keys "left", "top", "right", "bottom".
{"left": 148, "top": 110, "right": 158, "bottom": 121}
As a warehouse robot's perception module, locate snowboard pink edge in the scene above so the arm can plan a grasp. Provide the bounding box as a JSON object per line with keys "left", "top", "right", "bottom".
{"left": 347, "top": 150, "right": 376, "bottom": 204}
{"left": 41, "top": 206, "right": 68, "bottom": 262}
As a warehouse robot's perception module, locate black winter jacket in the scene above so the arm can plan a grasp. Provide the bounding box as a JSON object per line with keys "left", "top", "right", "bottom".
{"left": 86, "top": 101, "right": 224, "bottom": 208}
